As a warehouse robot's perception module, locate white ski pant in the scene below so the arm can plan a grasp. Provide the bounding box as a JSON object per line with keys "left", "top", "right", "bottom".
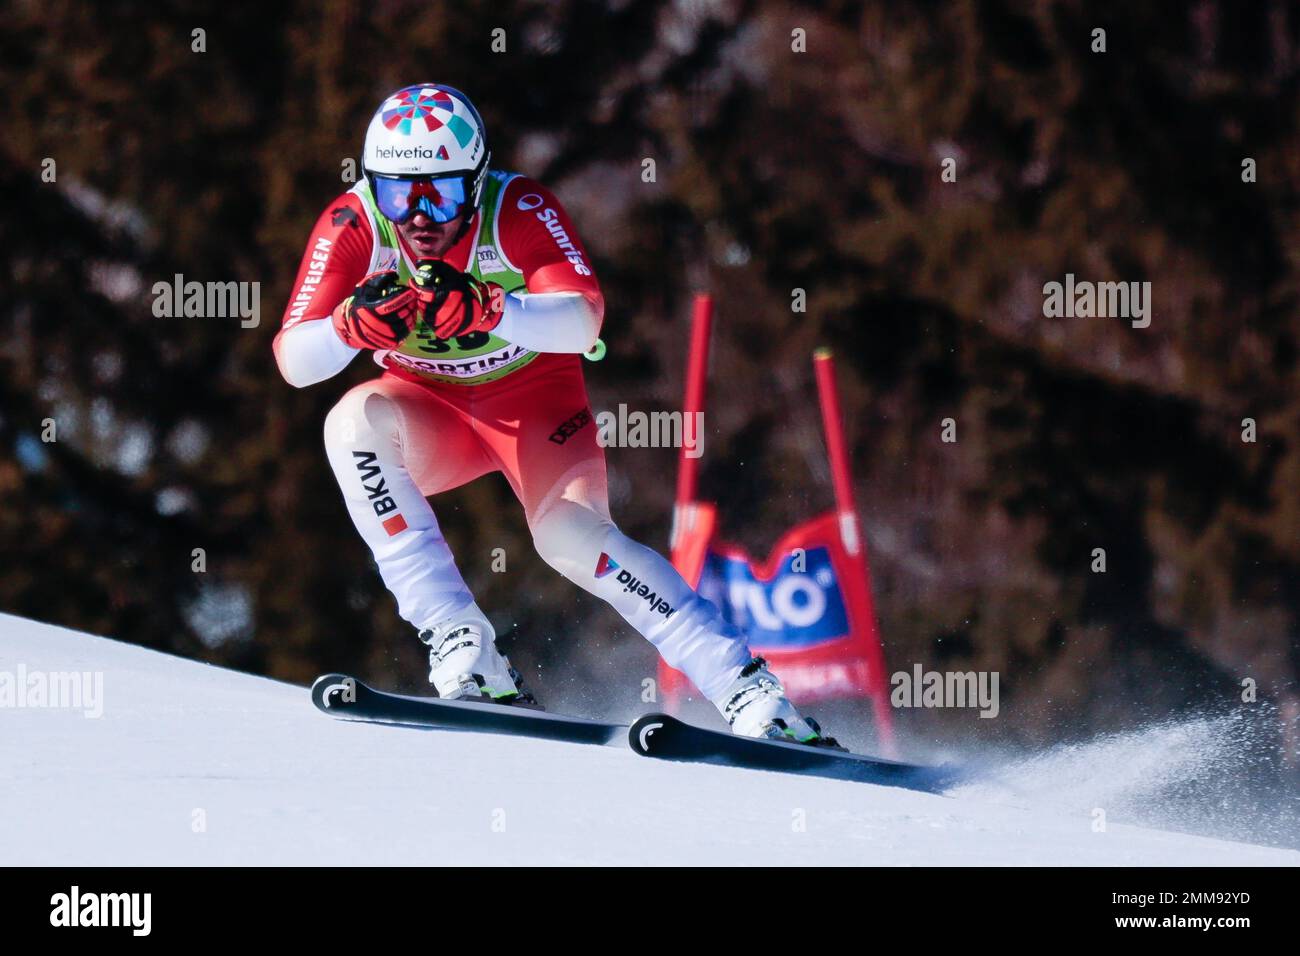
{"left": 322, "top": 362, "right": 750, "bottom": 701}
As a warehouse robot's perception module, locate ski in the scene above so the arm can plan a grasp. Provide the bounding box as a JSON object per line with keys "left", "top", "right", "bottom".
{"left": 311, "top": 673, "right": 626, "bottom": 746}
{"left": 627, "top": 713, "right": 956, "bottom": 792}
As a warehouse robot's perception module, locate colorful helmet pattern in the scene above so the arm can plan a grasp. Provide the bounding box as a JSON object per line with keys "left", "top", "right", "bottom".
{"left": 362, "top": 84, "right": 491, "bottom": 214}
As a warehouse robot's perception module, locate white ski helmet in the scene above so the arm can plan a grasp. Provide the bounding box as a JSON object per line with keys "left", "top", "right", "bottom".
{"left": 362, "top": 84, "right": 491, "bottom": 223}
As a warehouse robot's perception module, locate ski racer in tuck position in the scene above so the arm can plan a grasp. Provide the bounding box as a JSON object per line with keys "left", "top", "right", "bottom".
{"left": 275, "top": 83, "right": 829, "bottom": 743}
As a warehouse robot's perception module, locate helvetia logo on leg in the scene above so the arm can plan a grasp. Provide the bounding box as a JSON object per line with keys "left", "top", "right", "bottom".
{"left": 594, "top": 553, "right": 676, "bottom": 618}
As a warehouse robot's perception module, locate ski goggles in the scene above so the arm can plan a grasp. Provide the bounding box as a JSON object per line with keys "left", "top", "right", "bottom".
{"left": 371, "top": 173, "right": 470, "bottom": 224}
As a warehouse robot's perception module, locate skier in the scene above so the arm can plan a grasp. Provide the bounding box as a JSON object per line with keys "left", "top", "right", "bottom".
{"left": 275, "top": 84, "right": 827, "bottom": 742}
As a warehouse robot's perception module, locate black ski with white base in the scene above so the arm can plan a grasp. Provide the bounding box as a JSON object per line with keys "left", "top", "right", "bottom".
{"left": 628, "top": 713, "right": 956, "bottom": 792}
{"left": 311, "top": 673, "right": 625, "bottom": 746}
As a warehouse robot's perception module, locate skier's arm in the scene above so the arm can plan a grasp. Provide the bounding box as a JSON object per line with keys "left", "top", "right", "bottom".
{"left": 493, "top": 180, "right": 604, "bottom": 354}
{"left": 273, "top": 197, "right": 374, "bottom": 388}
{"left": 495, "top": 290, "right": 601, "bottom": 353}
{"left": 276, "top": 319, "right": 360, "bottom": 388}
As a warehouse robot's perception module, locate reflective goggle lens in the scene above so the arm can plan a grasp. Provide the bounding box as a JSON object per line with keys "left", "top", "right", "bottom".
{"left": 372, "top": 175, "right": 469, "bottom": 224}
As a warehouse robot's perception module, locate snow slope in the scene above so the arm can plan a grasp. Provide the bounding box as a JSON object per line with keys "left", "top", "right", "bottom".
{"left": 1, "top": 613, "right": 1296, "bottom": 866}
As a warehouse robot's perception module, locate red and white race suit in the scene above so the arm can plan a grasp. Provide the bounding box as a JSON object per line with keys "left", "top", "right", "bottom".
{"left": 274, "top": 172, "right": 751, "bottom": 701}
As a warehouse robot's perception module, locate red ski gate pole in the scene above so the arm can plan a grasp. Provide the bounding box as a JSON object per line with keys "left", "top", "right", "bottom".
{"left": 663, "top": 294, "right": 717, "bottom": 705}
{"left": 813, "top": 348, "right": 897, "bottom": 754}
{"left": 670, "top": 294, "right": 713, "bottom": 560}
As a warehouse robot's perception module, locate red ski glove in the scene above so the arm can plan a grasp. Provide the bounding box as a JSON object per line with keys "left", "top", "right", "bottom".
{"left": 331, "top": 271, "right": 420, "bottom": 350}
{"left": 410, "top": 259, "right": 505, "bottom": 340}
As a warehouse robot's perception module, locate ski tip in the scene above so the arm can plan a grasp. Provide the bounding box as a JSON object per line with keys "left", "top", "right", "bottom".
{"left": 311, "top": 673, "right": 363, "bottom": 710}
{"left": 628, "top": 713, "right": 675, "bottom": 755}
{"left": 310, "top": 672, "right": 353, "bottom": 693}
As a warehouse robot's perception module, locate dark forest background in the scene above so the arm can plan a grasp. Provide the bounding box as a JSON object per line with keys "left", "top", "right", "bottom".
{"left": 1, "top": 0, "right": 1297, "bottom": 756}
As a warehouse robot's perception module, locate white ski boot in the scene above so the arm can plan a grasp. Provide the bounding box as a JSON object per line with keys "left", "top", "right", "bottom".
{"left": 419, "top": 615, "right": 533, "bottom": 704}
{"left": 714, "top": 658, "right": 832, "bottom": 745}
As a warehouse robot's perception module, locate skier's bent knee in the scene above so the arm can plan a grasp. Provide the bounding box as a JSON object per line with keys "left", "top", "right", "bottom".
{"left": 324, "top": 386, "right": 399, "bottom": 448}
{"left": 530, "top": 500, "right": 616, "bottom": 575}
